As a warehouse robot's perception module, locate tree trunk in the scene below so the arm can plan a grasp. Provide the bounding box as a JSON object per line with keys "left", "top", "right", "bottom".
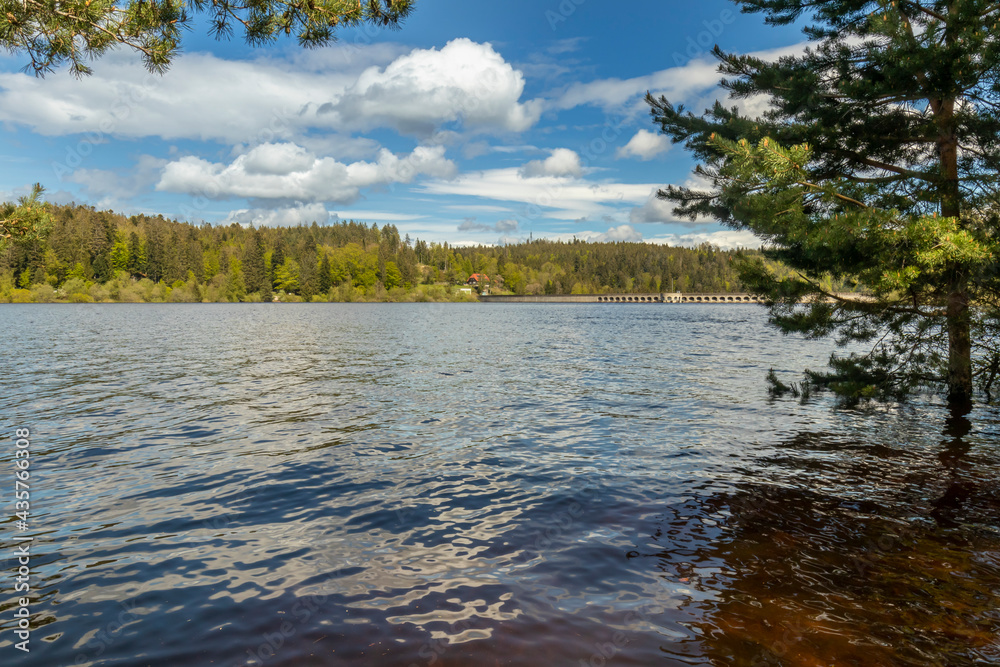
{"left": 935, "top": 83, "right": 972, "bottom": 405}
{"left": 946, "top": 282, "right": 973, "bottom": 406}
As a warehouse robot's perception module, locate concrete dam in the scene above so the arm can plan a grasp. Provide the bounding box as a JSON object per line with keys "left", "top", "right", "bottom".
{"left": 478, "top": 293, "right": 763, "bottom": 304}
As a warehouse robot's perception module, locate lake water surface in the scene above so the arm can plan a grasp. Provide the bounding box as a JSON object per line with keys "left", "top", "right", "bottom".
{"left": 2, "top": 303, "right": 999, "bottom": 666}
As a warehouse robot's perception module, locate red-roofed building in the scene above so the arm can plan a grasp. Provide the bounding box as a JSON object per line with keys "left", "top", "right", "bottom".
{"left": 466, "top": 273, "right": 490, "bottom": 286}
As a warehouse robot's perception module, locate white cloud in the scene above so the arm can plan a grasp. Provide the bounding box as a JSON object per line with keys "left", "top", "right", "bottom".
{"left": 240, "top": 143, "right": 315, "bottom": 176}
{"left": 332, "top": 210, "right": 427, "bottom": 222}
{"left": 519, "top": 148, "right": 583, "bottom": 178}
{"left": 543, "top": 227, "right": 757, "bottom": 250}
{"left": 68, "top": 155, "right": 168, "bottom": 210}
{"left": 0, "top": 39, "right": 540, "bottom": 143}
{"left": 457, "top": 217, "right": 519, "bottom": 233}
{"left": 597, "top": 224, "right": 643, "bottom": 242}
{"left": 444, "top": 204, "right": 512, "bottom": 214}
{"left": 157, "top": 143, "right": 457, "bottom": 205}
{"left": 647, "top": 230, "right": 762, "bottom": 250}
{"left": 547, "top": 37, "right": 588, "bottom": 55}
{"left": 0, "top": 184, "right": 39, "bottom": 204}
{"left": 495, "top": 218, "right": 520, "bottom": 232}
{"left": 224, "top": 203, "right": 331, "bottom": 227}
{"left": 0, "top": 51, "right": 327, "bottom": 144}
{"left": 323, "top": 38, "right": 543, "bottom": 135}
{"left": 555, "top": 42, "right": 809, "bottom": 113}
{"left": 554, "top": 57, "right": 720, "bottom": 112}
{"left": 462, "top": 141, "right": 492, "bottom": 159}
{"left": 629, "top": 193, "right": 679, "bottom": 224}
{"left": 629, "top": 187, "right": 718, "bottom": 227}
{"left": 541, "top": 224, "right": 643, "bottom": 243}
{"left": 422, "top": 168, "right": 659, "bottom": 222}
{"left": 617, "top": 130, "right": 670, "bottom": 160}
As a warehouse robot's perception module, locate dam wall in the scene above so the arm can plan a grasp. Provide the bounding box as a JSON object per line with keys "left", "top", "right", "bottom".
{"left": 478, "top": 293, "right": 763, "bottom": 304}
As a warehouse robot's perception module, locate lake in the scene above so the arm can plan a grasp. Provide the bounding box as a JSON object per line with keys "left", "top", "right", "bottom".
{"left": 2, "top": 303, "right": 998, "bottom": 666}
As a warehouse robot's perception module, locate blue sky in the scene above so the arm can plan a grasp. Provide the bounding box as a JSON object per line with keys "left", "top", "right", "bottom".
{"left": 0, "top": 0, "right": 805, "bottom": 247}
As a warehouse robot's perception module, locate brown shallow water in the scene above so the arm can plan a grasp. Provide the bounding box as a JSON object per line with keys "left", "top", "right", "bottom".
{"left": 1, "top": 303, "right": 998, "bottom": 666}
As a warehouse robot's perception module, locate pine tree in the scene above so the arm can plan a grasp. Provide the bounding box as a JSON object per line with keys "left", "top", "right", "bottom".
{"left": 0, "top": 185, "right": 50, "bottom": 251}
{"left": 128, "top": 231, "right": 146, "bottom": 278}
{"left": 145, "top": 230, "right": 166, "bottom": 283}
{"left": 318, "top": 253, "right": 332, "bottom": 294}
{"left": 648, "top": 0, "right": 1000, "bottom": 406}
{"left": 1, "top": 0, "right": 414, "bottom": 77}
{"left": 242, "top": 230, "right": 267, "bottom": 295}
{"left": 270, "top": 240, "right": 285, "bottom": 291}
{"left": 259, "top": 271, "right": 273, "bottom": 303}
{"left": 299, "top": 247, "right": 318, "bottom": 300}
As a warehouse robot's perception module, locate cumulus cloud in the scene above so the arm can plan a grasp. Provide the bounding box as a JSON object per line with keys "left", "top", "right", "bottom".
{"left": 157, "top": 143, "right": 456, "bottom": 205}
{"left": 69, "top": 155, "right": 169, "bottom": 199}
{"left": 0, "top": 51, "right": 327, "bottom": 144}
{"left": 629, "top": 189, "right": 717, "bottom": 227}
{"left": 596, "top": 224, "right": 643, "bottom": 242}
{"left": 542, "top": 224, "right": 643, "bottom": 244}
{"left": 223, "top": 203, "right": 332, "bottom": 227}
{"left": 542, "top": 227, "right": 759, "bottom": 249}
{"left": 629, "top": 194, "right": 678, "bottom": 224}
{"left": 519, "top": 148, "right": 583, "bottom": 178}
{"left": 240, "top": 143, "right": 315, "bottom": 176}
{"left": 0, "top": 39, "right": 540, "bottom": 143}
{"left": 323, "top": 38, "right": 543, "bottom": 135}
{"left": 616, "top": 130, "right": 670, "bottom": 160}
{"left": 647, "top": 230, "right": 761, "bottom": 250}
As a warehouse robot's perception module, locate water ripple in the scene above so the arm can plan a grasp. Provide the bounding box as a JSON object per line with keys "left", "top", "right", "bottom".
{"left": 0, "top": 303, "right": 997, "bottom": 666}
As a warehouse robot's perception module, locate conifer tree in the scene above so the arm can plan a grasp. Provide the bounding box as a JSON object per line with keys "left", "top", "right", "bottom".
{"left": 319, "top": 253, "right": 332, "bottom": 294}
{"left": 0, "top": 185, "right": 50, "bottom": 251}
{"left": 128, "top": 231, "right": 146, "bottom": 277}
{"left": 1, "top": 0, "right": 414, "bottom": 77}
{"left": 270, "top": 240, "right": 285, "bottom": 290}
{"left": 648, "top": 0, "right": 1000, "bottom": 405}
{"left": 242, "top": 230, "right": 267, "bottom": 294}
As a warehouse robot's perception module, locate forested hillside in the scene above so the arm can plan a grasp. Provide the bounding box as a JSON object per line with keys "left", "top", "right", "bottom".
{"left": 0, "top": 203, "right": 750, "bottom": 303}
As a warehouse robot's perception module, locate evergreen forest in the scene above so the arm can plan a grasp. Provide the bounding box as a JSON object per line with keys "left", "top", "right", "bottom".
{"left": 0, "top": 203, "right": 754, "bottom": 303}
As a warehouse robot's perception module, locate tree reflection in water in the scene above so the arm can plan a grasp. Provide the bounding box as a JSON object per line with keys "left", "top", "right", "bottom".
{"left": 646, "top": 407, "right": 1000, "bottom": 667}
